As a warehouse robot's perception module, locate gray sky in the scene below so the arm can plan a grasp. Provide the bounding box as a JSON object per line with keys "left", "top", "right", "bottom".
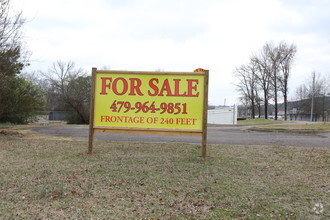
{"left": 12, "top": 0, "right": 330, "bottom": 105}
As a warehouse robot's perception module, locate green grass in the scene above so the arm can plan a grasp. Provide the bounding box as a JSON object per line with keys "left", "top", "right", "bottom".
{"left": 0, "top": 135, "right": 329, "bottom": 219}
{"left": 238, "top": 118, "right": 284, "bottom": 125}
{"left": 0, "top": 122, "right": 16, "bottom": 129}
{"left": 252, "top": 122, "right": 330, "bottom": 132}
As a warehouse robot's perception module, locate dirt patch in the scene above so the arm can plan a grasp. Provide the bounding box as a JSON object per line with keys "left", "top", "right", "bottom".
{"left": 0, "top": 125, "right": 72, "bottom": 141}
{"left": 0, "top": 130, "right": 23, "bottom": 137}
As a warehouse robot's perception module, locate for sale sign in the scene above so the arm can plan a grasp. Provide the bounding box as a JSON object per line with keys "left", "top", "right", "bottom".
{"left": 88, "top": 68, "right": 209, "bottom": 157}
{"left": 94, "top": 72, "right": 204, "bottom": 130}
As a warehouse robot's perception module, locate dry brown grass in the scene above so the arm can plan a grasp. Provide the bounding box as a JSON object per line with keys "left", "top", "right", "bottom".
{"left": 0, "top": 134, "right": 329, "bottom": 219}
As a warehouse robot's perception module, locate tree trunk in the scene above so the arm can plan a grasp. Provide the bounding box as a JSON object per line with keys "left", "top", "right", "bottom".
{"left": 274, "top": 81, "right": 278, "bottom": 120}
{"left": 264, "top": 92, "right": 268, "bottom": 119}
{"left": 284, "top": 92, "right": 287, "bottom": 120}
{"left": 251, "top": 92, "right": 255, "bottom": 119}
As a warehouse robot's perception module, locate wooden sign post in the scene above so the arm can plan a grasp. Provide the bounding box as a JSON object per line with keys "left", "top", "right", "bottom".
{"left": 88, "top": 68, "right": 209, "bottom": 158}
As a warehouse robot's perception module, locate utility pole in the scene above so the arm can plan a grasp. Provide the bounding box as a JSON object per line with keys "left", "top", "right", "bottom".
{"left": 310, "top": 72, "right": 315, "bottom": 121}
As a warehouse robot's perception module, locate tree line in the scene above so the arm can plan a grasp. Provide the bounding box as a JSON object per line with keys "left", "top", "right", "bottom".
{"left": 1, "top": 0, "right": 328, "bottom": 124}
{"left": 0, "top": 0, "right": 44, "bottom": 123}
{"left": 292, "top": 72, "right": 330, "bottom": 121}
{"left": 0, "top": 0, "right": 90, "bottom": 124}
{"left": 39, "top": 61, "right": 91, "bottom": 124}
{"left": 234, "top": 41, "right": 297, "bottom": 120}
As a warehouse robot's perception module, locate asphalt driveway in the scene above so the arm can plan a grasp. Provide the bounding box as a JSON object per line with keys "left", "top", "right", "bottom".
{"left": 32, "top": 125, "right": 330, "bottom": 147}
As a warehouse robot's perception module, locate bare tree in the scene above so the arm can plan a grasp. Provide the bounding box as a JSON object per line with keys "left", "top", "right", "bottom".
{"left": 0, "top": 0, "right": 25, "bottom": 50}
{"left": 250, "top": 41, "right": 297, "bottom": 120}
{"left": 267, "top": 42, "right": 283, "bottom": 120}
{"left": 234, "top": 62, "right": 258, "bottom": 118}
{"left": 238, "top": 96, "right": 250, "bottom": 118}
{"left": 292, "top": 84, "right": 306, "bottom": 120}
{"left": 294, "top": 72, "right": 328, "bottom": 121}
{"left": 251, "top": 46, "right": 273, "bottom": 119}
{"left": 259, "top": 42, "right": 294, "bottom": 120}
{"left": 235, "top": 41, "right": 297, "bottom": 120}
{"left": 42, "top": 61, "right": 90, "bottom": 123}
{"left": 278, "top": 42, "right": 297, "bottom": 120}
{"left": 0, "top": 0, "right": 35, "bottom": 122}
{"left": 0, "top": 0, "right": 24, "bottom": 101}
{"left": 255, "top": 88, "right": 263, "bottom": 118}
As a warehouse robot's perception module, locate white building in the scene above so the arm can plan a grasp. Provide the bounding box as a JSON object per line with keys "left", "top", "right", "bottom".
{"left": 326, "top": 88, "right": 330, "bottom": 97}
{"left": 208, "top": 105, "right": 238, "bottom": 125}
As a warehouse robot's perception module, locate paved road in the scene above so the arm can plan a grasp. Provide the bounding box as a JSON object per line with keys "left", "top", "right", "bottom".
{"left": 32, "top": 125, "right": 330, "bottom": 147}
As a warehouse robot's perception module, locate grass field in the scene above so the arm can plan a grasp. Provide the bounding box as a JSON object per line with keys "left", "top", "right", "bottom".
{"left": 237, "top": 119, "right": 284, "bottom": 125}
{"left": 0, "top": 133, "right": 329, "bottom": 219}
{"left": 252, "top": 122, "right": 330, "bottom": 133}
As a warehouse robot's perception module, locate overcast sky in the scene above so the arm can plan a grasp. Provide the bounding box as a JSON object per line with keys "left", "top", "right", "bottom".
{"left": 12, "top": 0, "right": 330, "bottom": 105}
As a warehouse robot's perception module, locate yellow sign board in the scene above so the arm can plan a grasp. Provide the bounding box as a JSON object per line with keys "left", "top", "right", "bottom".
{"left": 88, "top": 69, "right": 209, "bottom": 157}
{"left": 94, "top": 72, "right": 205, "bottom": 130}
